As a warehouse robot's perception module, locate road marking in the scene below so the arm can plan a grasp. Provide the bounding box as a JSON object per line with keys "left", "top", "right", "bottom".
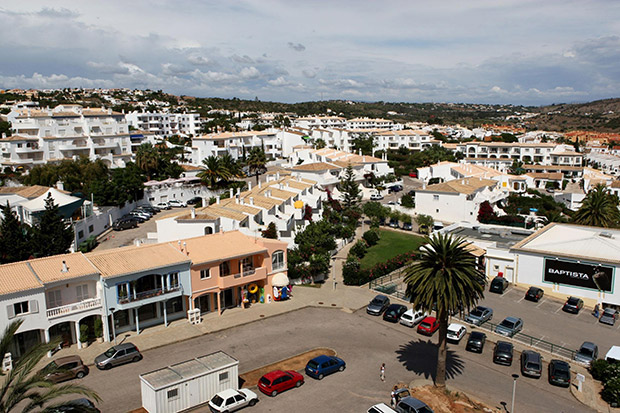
{"left": 536, "top": 299, "right": 546, "bottom": 308}
{"left": 554, "top": 306, "right": 562, "bottom": 313}
{"left": 516, "top": 296, "right": 525, "bottom": 303}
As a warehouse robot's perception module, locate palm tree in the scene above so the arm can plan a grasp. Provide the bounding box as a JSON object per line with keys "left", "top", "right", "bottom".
{"left": 0, "top": 319, "right": 100, "bottom": 412}
{"left": 509, "top": 160, "right": 525, "bottom": 175}
{"left": 572, "top": 184, "right": 620, "bottom": 228}
{"left": 246, "top": 147, "right": 267, "bottom": 184}
{"left": 403, "top": 232, "right": 485, "bottom": 388}
{"left": 197, "top": 156, "right": 230, "bottom": 189}
{"left": 220, "top": 153, "right": 242, "bottom": 181}
{"left": 135, "top": 143, "right": 160, "bottom": 180}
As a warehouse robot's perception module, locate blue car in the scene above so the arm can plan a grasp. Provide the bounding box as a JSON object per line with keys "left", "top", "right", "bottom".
{"left": 305, "top": 355, "right": 346, "bottom": 380}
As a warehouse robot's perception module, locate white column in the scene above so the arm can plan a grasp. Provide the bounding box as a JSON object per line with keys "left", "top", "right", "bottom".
{"left": 44, "top": 329, "right": 50, "bottom": 343}
{"left": 102, "top": 314, "right": 111, "bottom": 343}
{"left": 163, "top": 302, "right": 168, "bottom": 327}
{"left": 135, "top": 309, "right": 140, "bottom": 335}
{"left": 74, "top": 322, "right": 82, "bottom": 350}
{"left": 162, "top": 274, "right": 166, "bottom": 292}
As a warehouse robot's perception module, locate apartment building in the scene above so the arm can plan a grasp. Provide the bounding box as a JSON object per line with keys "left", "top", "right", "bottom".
{"left": 191, "top": 130, "right": 293, "bottom": 164}
{"left": 453, "top": 142, "right": 582, "bottom": 168}
{"left": 372, "top": 129, "right": 440, "bottom": 152}
{"left": 290, "top": 148, "right": 394, "bottom": 179}
{"left": 586, "top": 153, "right": 620, "bottom": 176}
{"left": 294, "top": 116, "right": 346, "bottom": 129}
{"left": 345, "top": 117, "right": 397, "bottom": 130}
{"left": 125, "top": 111, "right": 203, "bottom": 138}
{"left": 1, "top": 105, "right": 144, "bottom": 170}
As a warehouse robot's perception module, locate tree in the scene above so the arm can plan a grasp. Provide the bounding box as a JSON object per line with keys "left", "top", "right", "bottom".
{"left": 0, "top": 203, "right": 32, "bottom": 264}
{"left": 363, "top": 201, "right": 390, "bottom": 222}
{"left": 313, "top": 139, "right": 326, "bottom": 149}
{"left": 246, "top": 147, "right": 267, "bottom": 184}
{"left": 351, "top": 133, "right": 374, "bottom": 156}
{"left": 415, "top": 214, "right": 434, "bottom": 234}
{"left": 220, "top": 153, "right": 242, "bottom": 180}
{"left": 509, "top": 160, "right": 525, "bottom": 175}
{"left": 262, "top": 222, "right": 278, "bottom": 239}
{"left": 135, "top": 143, "right": 160, "bottom": 180}
{"left": 32, "top": 194, "right": 74, "bottom": 258}
{"left": 197, "top": 156, "right": 230, "bottom": 188}
{"left": 572, "top": 184, "right": 620, "bottom": 228}
{"left": 0, "top": 319, "right": 100, "bottom": 412}
{"left": 339, "top": 164, "right": 362, "bottom": 212}
{"left": 477, "top": 201, "right": 497, "bottom": 223}
{"left": 0, "top": 120, "right": 11, "bottom": 137}
{"left": 403, "top": 233, "right": 484, "bottom": 388}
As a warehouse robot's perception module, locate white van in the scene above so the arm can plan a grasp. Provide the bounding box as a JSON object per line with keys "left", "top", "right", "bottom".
{"left": 368, "top": 403, "right": 397, "bottom": 413}
{"left": 605, "top": 346, "right": 620, "bottom": 363}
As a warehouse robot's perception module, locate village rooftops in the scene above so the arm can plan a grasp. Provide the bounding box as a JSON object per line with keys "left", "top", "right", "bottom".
{"left": 418, "top": 177, "right": 498, "bottom": 195}
{"left": 171, "top": 230, "right": 269, "bottom": 266}
{"left": 0, "top": 185, "right": 69, "bottom": 199}
{"left": 27, "top": 253, "right": 99, "bottom": 284}
{"left": 0, "top": 262, "right": 42, "bottom": 296}
{"left": 193, "top": 130, "right": 276, "bottom": 140}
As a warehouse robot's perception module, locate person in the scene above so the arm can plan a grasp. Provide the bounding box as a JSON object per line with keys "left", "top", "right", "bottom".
{"left": 380, "top": 363, "right": 385, "bottom": 381}
{"left": 390, "top": 386, "right": 397, "bottom": 407}
{"left": 593, "top": 303, "right": 600, "bottom": 318}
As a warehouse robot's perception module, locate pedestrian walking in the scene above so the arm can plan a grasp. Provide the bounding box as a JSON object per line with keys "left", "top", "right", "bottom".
{"left": 593, "top": 303, "right": 600, "bottom": 318}
{"left": 380, "top": 363, "right": 385, "bottom": 381}
{"left": 390, "top": 385, "right": 397, "bottom": 407}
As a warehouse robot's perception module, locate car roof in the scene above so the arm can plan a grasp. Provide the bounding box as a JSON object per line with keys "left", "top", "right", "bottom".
{"left": 398, "top": 397, "right": 428, "bottom": 409}
{"left": 262, "top": 370, "right": 286, "bottom": 380}
{"left": 52, "top": 355, "right": 83, "bottom": 364}
{"left": 469, "top": 331, "right": 486, "bottom": 338}
{"left": 523, "top": 350, "right": 541, "bottom": 360}
{"left": 448, "top": 323, "right": 465, "bottom": 331}
{"left": 215, "top": 388, "right": 240, "bottom": 398}
{"left": 504, "top": 316, "right": 520, "bottom": 323}
{"left": 550, "top": 359, "right": 570, "bottom": 368}
{"left": 497, "top": 341, "right": 513, "bottom": 348}
{"left": 581, "top": 341, "right": 597, "bottom": 349}
{"left": 421, "top": 316, "right": 436, "bottom": 322}
{"left": 310, "top": 355, "right": 333, "bottom": 363}
{"left": 373, "top": 295, "right": 388, "bottom": 300}
{"left": 114, "top": 342, "right": 137, "bottom": 350}
{"left": 387, "top": 303, "right": 406, "bottom": 309}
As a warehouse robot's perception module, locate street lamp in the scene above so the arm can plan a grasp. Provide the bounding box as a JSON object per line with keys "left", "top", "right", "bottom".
{"left": 109, "top": 307, "right": 117, "bottom": 345}
{"left": 331, "top": 257, "right": 337, "bottom": 290}
{"left": 511, "top": 373, "right": 519, "bottom": 413}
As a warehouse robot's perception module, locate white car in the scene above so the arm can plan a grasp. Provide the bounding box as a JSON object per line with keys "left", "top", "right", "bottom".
{"left": 399, "top": 309, "right": 427, "bottom": 327}
{"left": 155, "top": 202, "right": 171, "bottom": 210}
{"left": 446, "top": 323, "right": 467, "bottom": 342}
{"left": 370, "top": 193, "right": 384, "bottom": 201}
{"left": 168, "top": 199, "right": 187, "bottom": 208}
{"left": 208, "top": 388, "right": 258, "bottom": 412}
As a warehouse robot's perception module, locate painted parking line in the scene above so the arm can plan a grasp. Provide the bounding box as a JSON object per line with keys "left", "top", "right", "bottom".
{"left": 554, "top": 306, "right": 563, "bottom": 313}
{"left": 516, "top": 296, "right": 525, "bottom": 303}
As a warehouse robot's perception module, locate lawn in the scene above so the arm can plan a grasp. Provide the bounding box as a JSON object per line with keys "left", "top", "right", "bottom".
{"left": 360, "top": 229, "right": 426, "bottom": 269}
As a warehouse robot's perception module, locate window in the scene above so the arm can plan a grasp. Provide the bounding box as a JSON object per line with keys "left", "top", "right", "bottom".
{"left": 220, "top": 261, "right": 230, "bottom": 276}
{"left": 200, "top": 269, "right": 211, "bottom": 279}
{"left": 48, "top": 290, "right": 62, "bottom": 308}
{"left": 78, "top": 230, "right": 84, "bottom": 239}
{"left": 88, "top": 225, "right": 94, "bottom": 233}
{"left": 219, "top": 371, "right": 229, "bottom": 383}
{"left": 14, "top": 301, "right": 29, "bottom": 315}
{"left": 167, "top": 388, "right": 179, "bottom": 400}
{"left": 76, "top": 284, "right": 89, "bottom": 301}
{"left": 272, "top": 250, "right": 285, "bottom": 271}
{"left": 240, "top": 257, "right": 253, "bottom": 274}
{"left": 169, "top": 272, "right": 179, "bottom": 289}
{"left": 433, "top": 195, "right": 439, "bottom": 201}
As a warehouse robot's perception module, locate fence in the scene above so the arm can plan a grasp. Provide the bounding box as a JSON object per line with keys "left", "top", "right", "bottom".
{"left": 368, "top": 266, "right": 409, "bottom": 289}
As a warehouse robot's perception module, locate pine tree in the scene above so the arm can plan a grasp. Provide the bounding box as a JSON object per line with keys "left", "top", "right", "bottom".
{"left": 340, "top": 164, "right": 362, "bottom": 211}
{"left": 33, "top": 194, "right": 74, "bottom": 257}
{"left": 0, "top": 202, "right": 32, "bottom": 264}
{"left": 261, "top": 222, "right": 278, "bottom": 239}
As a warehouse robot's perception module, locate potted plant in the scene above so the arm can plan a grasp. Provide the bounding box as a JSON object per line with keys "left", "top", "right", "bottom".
{"left": 94, "top": 318, "right": 103, "bottom": 343}
{"left": 79, "top": 324, "right": 89, "bottom": 347}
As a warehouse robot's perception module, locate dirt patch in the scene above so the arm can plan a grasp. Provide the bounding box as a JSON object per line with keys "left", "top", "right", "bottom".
{"left": 239, "top": 347, "right": 336, "bottom": 388}
{"left": 403, "top": 385, "right": 496, "bottom": 413}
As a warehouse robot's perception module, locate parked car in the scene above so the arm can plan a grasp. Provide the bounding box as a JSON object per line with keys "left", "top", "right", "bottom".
{"left": 124, "top": 213, "right": 145, "bottom": 223}
{"left": 388, "top": 185, "right": 403, "bottom": 193}
{"left": 407, "top": 190, "right": 416, "bottom": 197}
{"left": 95, "top": 343, "right": 142, "bottom": 370}
{"left": 489, "top": 276, "right": 509, "bottom": 294}
{"left": 493, "top": 341, "right": 514, "bottom": 366}
{"left": 367, "top": 295, "right": 391, "bottom": 315}
{"left": 446, "top": 323, "right": 467, "bottom": 343}
{"left": 395, "top": 396, "right": 434, "bottom": 413}
{"left": 41, "top": 355, "right": 89, "bottom": 383}
{"left": 368, "top": 403, "right": 398, "bottom": 413}
{"left": 129, "top": 210, "right": 150, "bottom": 220}
{"left": 525, "top": 286, "right": 544, "bottom": 302}
{"left": 520, "top": 350, "right": 542, "bottom": 378}
{"left": 208, "top": 388, "right": 258, "bottom": 412}
{"left": 574, "top": 341, "right": 598, "bottom": 366}
{"left": 495, "top": 317, "right": 523, "bottom": 337}
{"left": 408, "top": 172, "right": 418, "bottom": 178}
{"left": 257, "top": 370, "right": 304, "bottom": 396}
{"left": 155, "top": 202, "right": 171, "bottom": 210}
{"left": 113, "top": 217, "right": 139, "bottom": 231}
{"left": 370, "top": 193, "right": 384, "bottom": 201}
{"left": 168, "top": 199, "right": 187, "bottom": 207}
{"left": 464, "top": 306, "right": 493, "bottom": 326}
{"left": 600, "top": 308, "right": 619, "bottom": 326}
{"left": 562, "top": 296, "right": 584, "bottom": 314}
{"left": 305, "top": 355, "right": 346, "bottom": 379}
{"left": 466, "top": 331, "right": 486, "bottom": 353}
{"left": 548, "top": 359, "right": 571, "bottom": 387}
{"left": 417, "top": 317, "right": 439, "bottom": 336}
{"left": 402, "top": 222, "right": 413, "bottom": 231}
{"left": 400, "top": 309, "right": 427, "bottom": 327}
{"left": 384, "top": 304, "right": 408, "bottom": 323}
{"left": 187, "top": 196, "right": 202, "bottom": 205}
{"left": 49, "top": 398, "right": 100, "bottom": 413}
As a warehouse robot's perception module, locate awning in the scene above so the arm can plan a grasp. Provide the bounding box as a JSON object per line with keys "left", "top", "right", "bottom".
{"left": 272, "top": 272, "right": 289, "bottom": 287}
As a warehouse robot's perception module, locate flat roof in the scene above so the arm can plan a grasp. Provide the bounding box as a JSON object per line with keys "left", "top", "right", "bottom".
{"left": 448, "top": 226, "right": 533, "bottom": 249}
{"left": 140, "top": 351, "right": 237, "bottom": 391}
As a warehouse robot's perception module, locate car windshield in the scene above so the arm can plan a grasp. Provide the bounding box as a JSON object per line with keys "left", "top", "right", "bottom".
{"left": 42, "top": 361, "right": 58, "bottom": 373}
{"left": 418, "top": 407, "right": 433, "bottom": 413}
{"left": 554, "top": 366, "right": 570, "bottom": 377}
{"left": 210, "top": 395, "right": 224, "bottom": 406}
{"left": 420, "top": 322, "right": 430, "bottom": 328}
{"left": 500, "top": 320, "right": 515, "bottom": 328}
{"left": 259, "top": 377, "right": 271, "bottom": 386}
{"left": 307, "top": 360, "right": 319, "bottom": 369}
{"left": 526, "top": 362, "right": 540, "bottom": 370}
{"left": 498, "top": 343, "right": 512, "bottom": 352}
{"left": 103, "top": 348, "right": 116, "bottom": 358}
{"left": 567, "top": 297, "right": 580, "bottom": 305}
{"left": 579, "top": 347, "right": 594, "bottom": 357}
{"left": 604, "top": 309, "right": 616, "bottom": 316}
{"left": 470, "top": 309, "right": 483, "bottom": 317}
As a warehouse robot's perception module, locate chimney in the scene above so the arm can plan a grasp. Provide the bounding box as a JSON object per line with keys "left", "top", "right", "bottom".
{"left": 276, "top": 171, "right": 280, "bottom": 179}
{"left": 235, "top": 196, "right": 239, "bottom": 204}
{"left": 61, "top": 260, "right": 68, "bottom": 273}
{"left": 279, "top": 183, "right": 283, "bottom": 190}
{"left": 191, "top": 208, "right": 196, "bottom": 219}
{"left": 229, "top": 188, "right": 233, "bottom": 198}
{"left": 248, "top": 182, "right": 252, "bottom": 191}
{"left": 183, "top": 242, "right": 188, "bottom": 255}
{"left": 258, "top": 180, "right": 262, "bottom": 188}
{"left": 216, "top": 196, "right": 220, "bottom": 204}
{"left": 236, "top": 188, "right": 240, "bottom": 196}
{"left": 297, "top": 175, "right": 301, "bottom": 182}
{"left": 250, "top": 197, "right": 254, "bottom": 206}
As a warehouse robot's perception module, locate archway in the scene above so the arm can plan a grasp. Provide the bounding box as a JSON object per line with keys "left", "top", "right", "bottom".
{"left": 49, "top": 322, "right": 74, "bottom": 348}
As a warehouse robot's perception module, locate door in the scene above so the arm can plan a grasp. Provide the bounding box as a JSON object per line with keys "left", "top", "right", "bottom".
{"left": 220, "top": 289, "right": 235, "bottom": 309}
{"left": 506, "top": 267, "right": 514, "bottom": 283}
{"left": 188, "top": 380, "right": 201, "bottom": 407}
{"left": 112, "top": 349, "right": 126, "bottom": 366}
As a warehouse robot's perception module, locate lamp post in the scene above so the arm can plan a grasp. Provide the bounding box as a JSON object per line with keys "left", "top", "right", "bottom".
{"left": 332, "top": 257, "right": 337, "bottom": 290}
{"left": 109, "top": 307, "right": 117, "bottom": 345}
{"left": 511, "top": 373, "right": 519, "bottom": 413}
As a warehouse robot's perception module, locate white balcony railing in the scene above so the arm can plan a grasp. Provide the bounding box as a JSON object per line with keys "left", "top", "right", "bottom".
{"left": 46, "top": 297, "right": 102, "bottom": 319}
{"left": 272, "top": 261, "right": 286, "bottom": 272}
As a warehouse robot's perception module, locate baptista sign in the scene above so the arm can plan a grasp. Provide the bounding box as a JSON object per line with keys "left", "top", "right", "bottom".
{"left": 543, "top": 257, "right": 613, "bottom": 292}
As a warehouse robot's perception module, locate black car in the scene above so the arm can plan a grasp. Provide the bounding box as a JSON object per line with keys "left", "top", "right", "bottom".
{"left": 489, "top": 276, "right": 509, "bottom": 294}
{"left": 466, "top": 331, "right": 486, "bottom": 353}
{"left": 139, "top": 205, "right": 160, "bottom": 213}
{"left": 493, "top": 341, "right": 514, "bottom": 366}
{"left": 525, "top": 286, "right": 544, "bottom": 302}
{"left": 402, "top": 222, "right": 413, "bottom": 231}
{"left": 113, "top": 218, "right": 139, "bottom": 231}
{"left": 388, "top": 185, "right": 403, "bottom": 193}
{"left": 562, "top": 296, "right": 584, "bottom": 314}
{"left": 187, "top": 196, "right": 202, "bottom": 205}
{"left": 383, "top": 304, "right": 408, "bottom": 323}
{"left": 548, "top": 359, "right": 571, "bottom": 387}
{"left": 389, "top": 218, "right": 400, "bottom": 228}
{"left": 520, "top": 350, "right": 542, "bottom": 378}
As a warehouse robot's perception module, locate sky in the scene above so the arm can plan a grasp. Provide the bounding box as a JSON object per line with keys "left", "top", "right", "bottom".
{"left": 1, "top": 1, "right": 620, "bottom": 106}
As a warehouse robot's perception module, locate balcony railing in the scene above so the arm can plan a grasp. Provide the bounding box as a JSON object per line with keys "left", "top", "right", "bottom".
{"left": 47, "top": 297, "right": 102, "bottom": 319}
{"left": 117, "top": 286, "right": 181, "bottom": 304}
{"left": 272, "top": 261, "right": 286, "bottom": 272}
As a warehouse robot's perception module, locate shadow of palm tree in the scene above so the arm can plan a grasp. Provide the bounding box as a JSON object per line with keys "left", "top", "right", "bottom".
{"left": 395, "top": 339, "right": 465, "bottom": 382}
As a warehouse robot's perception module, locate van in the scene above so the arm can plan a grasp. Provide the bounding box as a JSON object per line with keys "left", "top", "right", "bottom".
{"left": 95, "top": 342, "right": 142, "bottom": 370}
{"left": 605, "top": 346, "right": 620, "bottom": 363}
{"left": 368, "top": 403, "right": 397, "bottom": 413}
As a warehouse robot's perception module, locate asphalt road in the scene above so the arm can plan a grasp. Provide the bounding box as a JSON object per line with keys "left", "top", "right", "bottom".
{"left": 79, "top": 307, "right": 592, "bottom": 413}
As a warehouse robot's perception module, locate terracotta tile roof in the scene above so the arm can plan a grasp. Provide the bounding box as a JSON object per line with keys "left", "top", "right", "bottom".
{"left": 419, "top": 177, "right": 498, "bottom": 195}
{"left": 0, "top": 262, "right": 42, "bottom": 296}
{"left": 180, "top": 164, "right": 202, "bottom": 171}
{"left": 193, "top": 130, "right": 275, "bottom": 140}
{"left": 0, "top": 185, "right": 66, "bottom": 199}
{"left": 375, "top": 129, "right": 428, "bottom": 136}
{"left": 173, "top": 231, "right": 268, "bottom": 266}
{"left": 0, "top": 135, "right": 39, "bottom": 142}
{"left": 28, "top": 253, "right": 99, "bottom": 284}
{"left": 290, "top": 162, "right": 341, "bottom": 171}
{"left": 203, "top": 204, "right": 250, "bottom": 221}
{"left": 282, "top": 179, "right": 313, "bottom": 190}
{"left": 86, "top": 243, "right": 190, "bottom": 279}
{"left": 525, "top": 172, "right": 563, "bottom": 180}
{"left": 611, "top": 181, "right": 620, "bottom": 188}
{"left": 524, "top": 164, "right": 582, "bottom": 171}
{"left": 261, "top": 187, "right": 296, "bottom": 200}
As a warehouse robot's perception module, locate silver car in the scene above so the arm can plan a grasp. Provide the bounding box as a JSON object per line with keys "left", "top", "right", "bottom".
{"left": 95, "top": 343, "right": 142, "bottom": 370}
{"left": 574, "top": 341, "right": 598, "bottom": 366}
{"left": 495, "top": 317, "right": 523, "bottom": 337}
{"left": 600, "top": 308, "right": 619, "bottom": 326}
{"left": 464, "top": 306, "right": 493, "bottom": 326}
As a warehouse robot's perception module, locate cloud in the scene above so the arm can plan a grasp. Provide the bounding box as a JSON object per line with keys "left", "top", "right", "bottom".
{"left": 86, "top": 61, "right": 130, "bottom": 75}
{"left": 187, "top": 55, "right": 210, "bottom": 66}
{"left": 231, "top": 54, "right": 254, "bottom": 64}
{"left": 302, "top": 69, "right": 316, "bottom": 78}
{"left": 287, "top": 42, "right": 306, "bottom": 52}
{"left": 239, "top": 66, "right": 260, "bottom": 79}
{"left": 36, "top": 7, "right": 80, "bottom": 19}
{"left": 268, "top": 76, "right": 291, "bottom": 86}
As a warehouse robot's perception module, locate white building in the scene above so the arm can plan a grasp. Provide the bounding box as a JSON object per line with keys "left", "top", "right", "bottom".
{"left": 346, "top": 117, "right": 397, "bottom": 130}
{"left": 290, "top": 148, "right": 393, "bottom": 179}
{"left": 126, "top": 112, "right": 203, "bottom": 138}
{"left": 586, "top": 153, "right": 620, "bottom": 176}
{"left": 453, "top": 142, "right": 583, "bottom": 168}
{"left": 144, "top": 177, "right": 215, "bottom": 207}
{"left": 372, "top": 129, "right": 440, "bottom": 152}
{"left": 294, "top": 116, "right": 346, "bottom": 129}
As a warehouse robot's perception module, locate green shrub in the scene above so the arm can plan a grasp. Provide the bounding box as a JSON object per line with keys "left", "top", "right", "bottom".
{"left": 342, "top": 258, "right": 365, "bottom": 285}
{"left": 591, "top": 359, "right": 609, "bottom": 381}
{"left": 602, "top": 377, "right": 620, "bottom": 406}
{"left": 79, "top": 324, "right": 89, "bottom": 343}
{"left": 350, "top": 240, "right": 368, "bottom": 259}
{"left": 363, "top": 229, "right": 380, "bottom": 246}
{"left": 94, "top": 318, "right": 103, "bottom": 338}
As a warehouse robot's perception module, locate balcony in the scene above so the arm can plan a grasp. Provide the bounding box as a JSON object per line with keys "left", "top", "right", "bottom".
{"left": 219, "top": 266, "right": 266, "bottom": 289}
{"left": 47, "top": 297, "right": 102, "bottom": 319}
{"left": 117, "top": 286, "right": 181, "bottom": 305}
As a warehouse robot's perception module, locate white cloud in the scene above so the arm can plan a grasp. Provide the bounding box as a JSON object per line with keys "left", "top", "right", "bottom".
{"left": 239, "top": 66, "right": 260, "bottom": 79}
{"left": 287, "top": 42, "right": 305, "bottom": 52}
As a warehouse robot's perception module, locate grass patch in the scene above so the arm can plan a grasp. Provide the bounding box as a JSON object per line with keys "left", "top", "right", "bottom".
{"left": 360, "top": 229, "right": 425, "bottom": 270}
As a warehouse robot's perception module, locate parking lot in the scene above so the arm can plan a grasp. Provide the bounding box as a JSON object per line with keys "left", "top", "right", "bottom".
{"left": 79, "top": 307, "right": 591, "bottom": 413}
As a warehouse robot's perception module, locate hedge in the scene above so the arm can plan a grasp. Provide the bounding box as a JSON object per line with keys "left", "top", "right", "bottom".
{"left": 343, "top": 251, "right": 418, "bottom": 286}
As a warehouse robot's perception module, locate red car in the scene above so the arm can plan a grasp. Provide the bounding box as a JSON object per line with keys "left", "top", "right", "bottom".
{"left": 257, "top": 370, "right": 304, "bottom": 397}
{"left": 417, "top": 316, "right": 439, "bottom": 335}
{"left": 408, "top": 172, "right": 417, "bottom": 178}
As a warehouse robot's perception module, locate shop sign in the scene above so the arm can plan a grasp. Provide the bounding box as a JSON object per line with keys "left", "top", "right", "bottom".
{"left": 543, "top": 258, "right": 613, "bottom": 292}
